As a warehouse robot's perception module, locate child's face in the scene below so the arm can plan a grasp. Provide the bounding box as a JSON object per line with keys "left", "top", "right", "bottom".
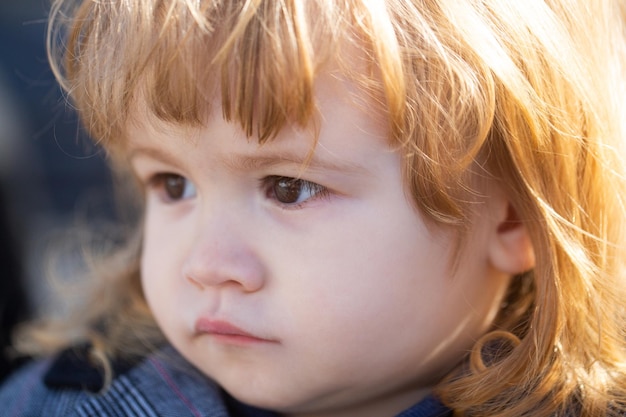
{"left": 129, "top": 75, "right": 511, "bottom": 416}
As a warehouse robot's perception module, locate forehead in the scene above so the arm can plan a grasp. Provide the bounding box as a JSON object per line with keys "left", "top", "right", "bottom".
{"left": 124, "top": 71, "right": 389, "bottom": 165}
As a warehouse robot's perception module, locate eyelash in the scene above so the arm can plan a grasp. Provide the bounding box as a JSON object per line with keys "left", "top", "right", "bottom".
{"left": 262, "top": 176, "right": 330, "bottom": 209}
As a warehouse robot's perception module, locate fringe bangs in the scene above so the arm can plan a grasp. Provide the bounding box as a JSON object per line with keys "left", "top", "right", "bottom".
{"left": 49, "top": 0, "right": 350, "bottom": 149}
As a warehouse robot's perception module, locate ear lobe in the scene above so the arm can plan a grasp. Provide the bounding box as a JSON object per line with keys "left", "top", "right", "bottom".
{"left": 489, "top": 204, "right": 535, "bottom": 275}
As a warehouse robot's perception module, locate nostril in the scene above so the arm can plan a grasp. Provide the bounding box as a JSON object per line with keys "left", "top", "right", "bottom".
{"left": 186, "top": 275, "right": 206, "bottom": 291}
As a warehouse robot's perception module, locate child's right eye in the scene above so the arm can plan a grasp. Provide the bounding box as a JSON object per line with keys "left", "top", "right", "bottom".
{"left": 148, "top": 173, "right": 197, "bottom": 202}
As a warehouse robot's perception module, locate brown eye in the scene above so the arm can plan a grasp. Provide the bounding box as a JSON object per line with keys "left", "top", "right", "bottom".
{"left": 267, "top": 176, "right": 327, "bottom": 206}
{"left": 152, "top": 173, "right": 197, "bottom": 202}
{"left": 274, "top": 177, "right": 303, "bottom": 204}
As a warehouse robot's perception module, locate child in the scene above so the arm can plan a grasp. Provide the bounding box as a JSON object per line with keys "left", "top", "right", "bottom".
{"left": 1, "top": 0, "right": 626, "bottom": 416}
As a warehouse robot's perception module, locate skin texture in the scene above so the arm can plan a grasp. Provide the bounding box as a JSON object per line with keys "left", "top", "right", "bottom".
{"left": 129, "top": 75, "right": 525, "bottom": 417}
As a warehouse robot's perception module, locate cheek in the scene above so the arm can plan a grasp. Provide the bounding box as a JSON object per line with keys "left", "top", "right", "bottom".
{"left": 139, "top": 216, "right": 189, "bottom": 329}
{"left": 273, "top": 203, "right": 450, "bottom": 334}
{"left": 141, "top": 220, "right": 168, "bottom": 292}
{"left": 269, "top": 198, "right": 499, "bottom": 366}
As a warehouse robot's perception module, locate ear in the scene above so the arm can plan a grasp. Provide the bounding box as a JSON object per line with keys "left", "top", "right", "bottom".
{"left": 488, "top": 202, "right": 535, "bottom": 275}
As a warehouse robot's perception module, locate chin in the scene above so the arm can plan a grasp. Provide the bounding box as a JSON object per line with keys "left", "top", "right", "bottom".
{"left": 224, "top": 384, "right": 320, "bottom": 414}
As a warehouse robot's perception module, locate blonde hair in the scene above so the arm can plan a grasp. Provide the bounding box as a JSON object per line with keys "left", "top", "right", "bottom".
{"left": 27, "top": 0, "right": 626, "bottom": 415}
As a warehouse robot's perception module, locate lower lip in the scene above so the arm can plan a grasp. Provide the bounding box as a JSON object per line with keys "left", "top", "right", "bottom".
{"left": 195, "top": 319, "right": 273, "bottom": 346}
{"left": 208, "top": 333, "right": 269, "bottom": 345}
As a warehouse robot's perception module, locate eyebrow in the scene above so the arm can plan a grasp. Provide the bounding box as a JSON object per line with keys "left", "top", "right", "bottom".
{"left": 128, "top": 146, "right": 178, "bottom": 165}
{"left": 129, "top": 145, "right": 369, "bottom": 175}
{"left": 224, "top": 149, "right": 369, "bottom": 175}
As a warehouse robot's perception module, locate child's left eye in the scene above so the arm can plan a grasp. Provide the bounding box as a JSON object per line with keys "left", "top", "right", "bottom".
{"left": 264, "top": 176, "right": 329, "bottom": 207}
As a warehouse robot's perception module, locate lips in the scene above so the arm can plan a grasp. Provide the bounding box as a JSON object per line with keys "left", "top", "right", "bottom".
{"left": 194, "top": 318, "right": 275, "bottom": 345}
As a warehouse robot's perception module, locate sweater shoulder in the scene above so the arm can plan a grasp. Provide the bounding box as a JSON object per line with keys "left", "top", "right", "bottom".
{"left": 0, "top": 346, "right": 230, "bottom": 416}
{"left": 0, "top": 358, "right": 87, "bottom": 416}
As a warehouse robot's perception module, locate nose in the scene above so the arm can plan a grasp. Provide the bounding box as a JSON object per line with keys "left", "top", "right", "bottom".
{"left": 181, "top": 214, "right": 266, "bottom": 293}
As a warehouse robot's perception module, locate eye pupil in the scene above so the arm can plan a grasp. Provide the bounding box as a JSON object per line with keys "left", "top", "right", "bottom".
{"left": 274, "top": 178, "right": 303, "bottom": 204}
{"left": 164, "top": 175, "right": 186, "bottom": 200}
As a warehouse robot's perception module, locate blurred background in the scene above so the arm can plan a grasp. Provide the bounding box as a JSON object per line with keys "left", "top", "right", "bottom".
{"left": 0, "top": 1, "right": 115, "bottom": 380}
